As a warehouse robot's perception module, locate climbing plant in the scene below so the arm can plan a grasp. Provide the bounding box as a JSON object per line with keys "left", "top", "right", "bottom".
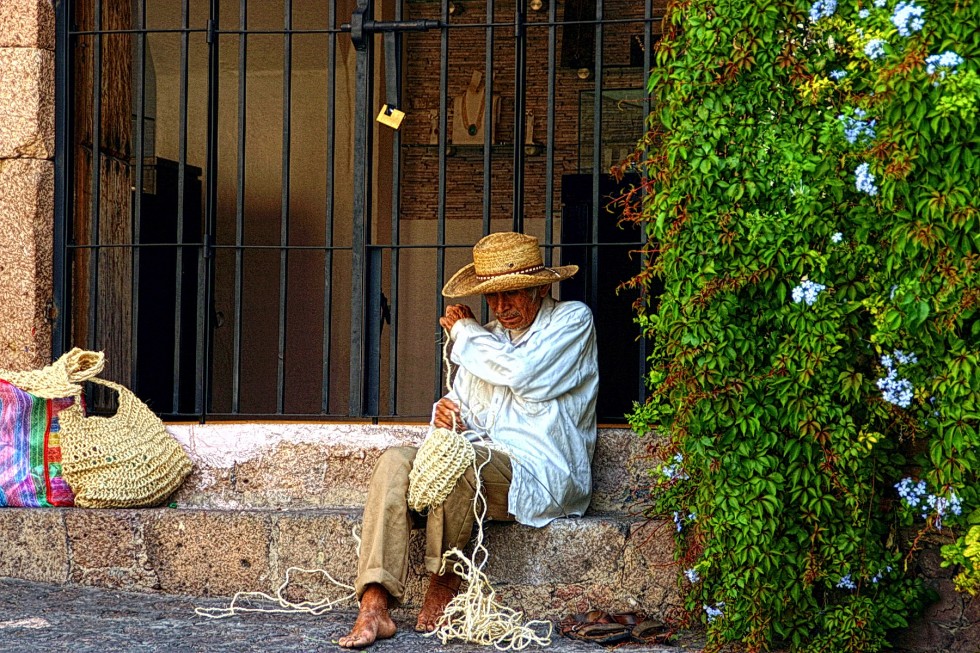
{"left": 622, "top": 0, "right": 980, "bottom": 650}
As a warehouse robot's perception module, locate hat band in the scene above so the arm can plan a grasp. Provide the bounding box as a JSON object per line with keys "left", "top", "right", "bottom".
{"left": 475, "top": 263, "right": 544, "bottom": 281}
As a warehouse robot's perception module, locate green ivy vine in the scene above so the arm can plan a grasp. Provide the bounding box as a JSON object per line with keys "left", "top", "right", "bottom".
{"left": 622, "top": 0, "right": 980, "bottom": 650}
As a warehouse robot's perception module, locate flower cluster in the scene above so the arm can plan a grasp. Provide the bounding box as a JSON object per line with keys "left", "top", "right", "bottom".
{"left": 836, "top": 574, "right": 856, "bottom": 590}
{"left": 926, "top": 50, "right": 964, "bottom": 79}
{"left": 927, "top": 493, "right": 963, "bottom": 529}
{"left": 896, "top": 477, "right": 928, "bottom": 508}
{"left": 684, "top": 568, "right": 700, "bottom": 584}
{"left": 673, "top": 511, "right": 696, "bottom": 532}
{"left": 839, "top": 109, "right": 876, "bottom": 144}
{"left": 855, "top": 162, "right": 878, "bottom": 195}
{"left": 809, "top": 0, "right": 837, "bottom": 22}
{"left": 873, "top": 0, "right": 887, "bottom": 6}
{"left": 877, "top": 351, "right": 915, "bottom": 407}
{"left": 858, "top": 8, "right": 870, "bottom": 19}
{"left": 864, "top": 38, "right": 887, "bottom": 60}
{"left": 831, "top": 231, "right": 844, "bottom": 243}
{"left": 661, "top": 453, "right": 689, "bottom": 480}
{"left": 891, "top": 2, "right": 925, "bottom": 37}
{"left": 792, "top": 279, "right": 827, "bottom": 305}
{"left": 830, "top": 69, "right": 848, "bottom": 80}
{"left": 871, "top": 565, "right": 893, "bottom": 584}
{"left": 896, "top": 477, "right": 963, "bottom": 529}
{"left": 703, "top": 603, "right": 725, "bottom": 623}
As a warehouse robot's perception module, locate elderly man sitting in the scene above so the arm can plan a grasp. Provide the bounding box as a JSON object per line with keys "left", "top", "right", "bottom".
{"left": 339, "top": 232, "right": 598, "bottom": 648}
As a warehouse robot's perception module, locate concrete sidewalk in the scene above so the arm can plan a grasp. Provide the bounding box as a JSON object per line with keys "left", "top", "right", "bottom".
{"left": 0, "top": 578, "right": 699, "bottom": 653}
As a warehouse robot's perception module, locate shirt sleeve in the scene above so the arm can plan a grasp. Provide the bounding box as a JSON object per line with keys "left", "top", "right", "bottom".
{"left": 447, "top": 303, "right": 596, "bottom": 402}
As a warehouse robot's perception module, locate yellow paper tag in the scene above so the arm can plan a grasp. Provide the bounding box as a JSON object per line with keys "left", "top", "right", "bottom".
{"left": 376, "top": 104, "right": 406, "bottom": 130}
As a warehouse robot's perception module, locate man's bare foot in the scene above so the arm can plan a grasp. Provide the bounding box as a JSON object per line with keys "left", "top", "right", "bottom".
{"left": 339, "top": 584, "right": 397, "bottom": 648}
{"left": 414, "top": 572, "right": 462, "bottom": 632}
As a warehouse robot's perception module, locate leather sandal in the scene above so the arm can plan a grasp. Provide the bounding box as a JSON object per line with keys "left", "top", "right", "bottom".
{"left": 558, "top": 611, "right": 636, "bottom": 645}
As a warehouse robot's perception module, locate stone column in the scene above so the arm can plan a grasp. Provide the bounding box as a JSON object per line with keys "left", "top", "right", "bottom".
{"left": 0, "top": 0, "right": 56, "bottom": 371}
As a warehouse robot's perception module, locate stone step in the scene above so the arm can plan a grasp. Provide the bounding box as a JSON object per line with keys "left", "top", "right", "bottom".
{"left": 0, "top": 506, "right": 680, "bottom": 621}
{"left": 166, "top": 424, "right": 655, "bottom": 516}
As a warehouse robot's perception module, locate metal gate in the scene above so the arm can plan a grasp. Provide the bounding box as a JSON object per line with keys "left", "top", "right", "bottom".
{"left": 53, "top": 0, "right": 660, "bottom": 422}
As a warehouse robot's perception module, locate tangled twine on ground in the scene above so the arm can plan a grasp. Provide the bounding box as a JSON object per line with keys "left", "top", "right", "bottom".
{"left": 193, "top": 527, "right": 361, "bottom": 619}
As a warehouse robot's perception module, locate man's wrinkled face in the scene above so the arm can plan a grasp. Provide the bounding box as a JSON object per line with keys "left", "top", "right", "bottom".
{"left": 485, "top": 285, "right": 549, "bottom": 331}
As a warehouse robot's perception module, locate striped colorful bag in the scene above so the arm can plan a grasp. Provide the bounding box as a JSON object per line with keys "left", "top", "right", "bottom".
{"left": 0, "top": 380, "right": 76, "bottom": 507}
{"left": 0, "top": 349, "right": 105, "bottom": 507}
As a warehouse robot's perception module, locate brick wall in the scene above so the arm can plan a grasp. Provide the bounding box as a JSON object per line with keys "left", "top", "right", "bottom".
{"left": 398, "top": 0, "right": 659, "bottom": 225}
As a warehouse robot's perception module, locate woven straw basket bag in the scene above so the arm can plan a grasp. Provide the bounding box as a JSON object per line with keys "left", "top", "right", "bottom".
{"left": 407, "top": 426, "right": 475, "bottom": 512}
{"left": 58, "top": 377, "right": 192, "bottom": 508}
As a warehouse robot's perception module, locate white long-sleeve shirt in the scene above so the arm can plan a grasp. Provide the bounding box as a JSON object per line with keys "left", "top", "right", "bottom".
{"left": 436, "top": 296, "right": 599, "bottom": 527}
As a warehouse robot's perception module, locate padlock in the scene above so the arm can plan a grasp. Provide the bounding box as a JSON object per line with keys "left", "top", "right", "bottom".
{"left": 376, "top": 104, "right": 406, "bottom": 130}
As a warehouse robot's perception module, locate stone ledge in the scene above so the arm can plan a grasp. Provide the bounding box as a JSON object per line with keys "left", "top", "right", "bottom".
{"left": 0, "top": 507, "right": 682, "bottom": 620}
{"left": 166, "top": 423, "right": 658, "bottom": 514}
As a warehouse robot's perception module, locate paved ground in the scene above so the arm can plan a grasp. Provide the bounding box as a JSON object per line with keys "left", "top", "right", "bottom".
{"left": 0, "top": 579, "right": 702, "bottom": 653}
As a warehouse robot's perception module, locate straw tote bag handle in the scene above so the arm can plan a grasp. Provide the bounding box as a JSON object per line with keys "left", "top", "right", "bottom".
{"left": 59, "top": 377, "right": 192, "bottom": 508}
{"left": 0, "top": 348, "right": 105, "bottom": 399}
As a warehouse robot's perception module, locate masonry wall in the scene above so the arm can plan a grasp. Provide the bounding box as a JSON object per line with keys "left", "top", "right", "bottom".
{"left": 0, "top": 0, "right": 56, "bottom": 372}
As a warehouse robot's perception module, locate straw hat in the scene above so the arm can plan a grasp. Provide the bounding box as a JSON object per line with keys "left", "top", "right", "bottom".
{"left": 442, "top": 232, "right": 578, "bottom": 298}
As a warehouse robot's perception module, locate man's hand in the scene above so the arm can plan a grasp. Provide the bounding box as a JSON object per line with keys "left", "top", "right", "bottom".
{"left": 433, "top": 398, "right": 464, "bottom": 431}
{"left": 439, "top": 304, "right": 475, "bottom": 332}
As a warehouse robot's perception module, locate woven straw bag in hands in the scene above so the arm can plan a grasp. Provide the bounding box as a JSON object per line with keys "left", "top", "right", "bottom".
{"left": 0, "top": 348, "right": 105, "bottom": 399}
{"left": 59, "top": 377, "right": 192, "bottom": 508}
{"left": 407, "top": 426, "right": 475, "bottom": 512}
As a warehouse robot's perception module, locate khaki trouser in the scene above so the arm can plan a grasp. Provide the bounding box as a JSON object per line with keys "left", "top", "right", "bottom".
{"left": 355, "top": 445, "right": 514, "bottom": 604}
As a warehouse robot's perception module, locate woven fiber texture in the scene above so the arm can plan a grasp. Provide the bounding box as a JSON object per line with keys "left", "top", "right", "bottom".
{"left": 0, "top": 348, "right": 105, "bottom": 399}
{"left": 441, "top": 232, "right": 577, "bottom": 298}
{"left": 59, "top": 377, "right": 192, "bottom": 508}
{"left": 407, "top": 426, "right": 475, "bottom": 512}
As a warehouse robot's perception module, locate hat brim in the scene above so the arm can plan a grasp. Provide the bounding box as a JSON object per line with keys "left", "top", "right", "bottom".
{"left": 441, "top": 263, "right": 579, "bottom": 298}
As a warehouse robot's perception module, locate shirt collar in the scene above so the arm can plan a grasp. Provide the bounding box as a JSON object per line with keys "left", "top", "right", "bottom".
{"left": 495, "top": 295, "right": 556, "bottom": 345}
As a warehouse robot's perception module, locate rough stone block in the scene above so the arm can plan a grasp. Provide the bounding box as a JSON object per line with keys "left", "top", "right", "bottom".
{"left": 484, "top": 518, "right": 627, "bottom": 585}
{"left": 167, "top": 423, "right": 649, "bottom": 514}
{"left": 65, "top": 510, "right": 159, "bottom": 591}
{"left": 269, "top": 509, "right": 362, "bottom": 602}
{"left": 0, "top": 0, "right": 54, "bottom": 49}
{"left": 591, "top": 427, "right": 660, "bottom": 514}
{"left": 0, "top": 508, "right": 67, "bottom": 583}
{"left": 0, "top": 157, "right": 54, "bottom": 371}
{"left": 0, "top": 47, "right": 55, "bottom": 158}
{"left": 142, "top": 509, "right": 272, "bottom": 596}
{"left": 167, "top": 423, "right": 424, "bottom": 510}
{"left": 622, "top": 520, "right": 684, "bottom": 612}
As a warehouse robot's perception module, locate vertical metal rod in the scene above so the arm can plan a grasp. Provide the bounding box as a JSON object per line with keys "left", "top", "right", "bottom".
{"left": 321, "top": 0, "right": 338, "bottom": 414}
{"left": 173, "top": 0, "right": 191, "bottom": 414}
{"left": 590, "top": 0, "right": 604, "bottom": 310}
{"left": 433, "top": 0, "right": 450, "bottom": 403}
{"left": 277, "top": 0, "right": 293, "bottom": 414}
{"left": 349, "top": 0, "right": 375, "bottom": 416}
{"left": 511, "top": 0, "right": 527, "bottom": 233}
{"left": 388, "top": 0, "right": 404, "bottom": 416}
{"left": 132, "top": 0, "right": 147, "bottom": 391}
{"left": 543, "top": 0, "right": 557, "bottom": 266}
{"left": 88, "top": 0, "right": 103, "bottom": 353}
{"left": 480, "top": 0, "right": 495, "bottom": 325}
{"left": 53, "top": 0, "right": 71, "bottom": 358}
{"left": 198, "top": 0, "right": 221, "bottom": 419}
{"left": 232, "top": 0, "right": 247, "bottom": 414}
{"left": 481, "top": 0, "right": 493, "bottom": 234}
